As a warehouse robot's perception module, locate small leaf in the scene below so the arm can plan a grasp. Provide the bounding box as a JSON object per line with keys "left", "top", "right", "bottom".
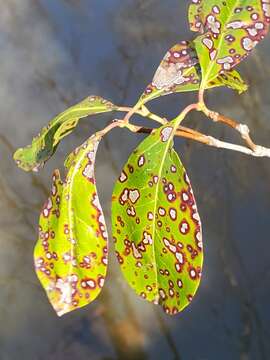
{"left": 34, "top": 134, "right": 108, "bottom": 316}
{"left": 111, "top": 124, "right": 203, "bottom": 315}
{"left": 14, "top": 96, "right": 117, "bottom": 172}
{"left": 140, "top": 41, "right": 247, "bottom": 103}
{"left": 212, "top": 70, "right": 248, "bottom": 93}
{"left": 189, "top": 0, "right": 270, "bottom": 89}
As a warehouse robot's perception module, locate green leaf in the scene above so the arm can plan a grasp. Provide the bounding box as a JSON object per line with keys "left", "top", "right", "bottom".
{"left": 140, "top": 41, "right": 248, "bottom": 104}
{"left": 111, "top": 123, "right": 203, "bottom": 315}
{"left": 14, "top": 96, "right": 117, "bottom": 172}
{"left": 189, "top": 0, "right": 270, "bottom": 89}
{"left": 34, "top": 134, "right": 108, "bottom": 316}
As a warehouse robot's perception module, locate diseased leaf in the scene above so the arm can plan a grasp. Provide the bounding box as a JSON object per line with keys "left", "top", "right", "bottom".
{"left": 140, "top": 41, "right": 201, "bottom": 103}
{"left": 111, "top": 124, "right": 203, "bottom": 315}
{"left": 140, "top": 41, "right": 248, "bottom": 103}
{"left": 189, "top": 0, "right": 270, "bottom": 88}
{"left": 14, "top": 96, "right": 117, "bottom": 172}
{"left": 35, "top": 134, "right": 108, "bottom": 316}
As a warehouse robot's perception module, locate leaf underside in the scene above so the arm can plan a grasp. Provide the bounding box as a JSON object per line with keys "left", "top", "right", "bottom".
{"left": 35, "top": 134, "right": 108, "bottom": 316}
{"left": 140, "top": 41, "right": 248, "bottom": 103}
{"left": 111, "top": 124, "right": 203, "bottom": 315}
{"left": 189, "top": 0, "right": 270, "bottom": 87}
{"left": 14, "top": 96, "right": 117, "bottom": 172}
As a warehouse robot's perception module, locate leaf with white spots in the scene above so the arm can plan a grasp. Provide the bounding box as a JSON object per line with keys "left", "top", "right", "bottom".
{"left": 35, "top": 133, "right": 108, "bottom": 316}
{"left": 140, "top": 41, "right": 248, "bottom": 104}
{"left": 111, "top": 124, "right": 203, "bottom": 315}
{"left": 189, "top": 0, "right": 270, "bottom": 89}
{"left": 14, "top": 96, "right": 117, "bottom": 172}
{"left": 140, "top": 41, "right": 201, "bottom": 103}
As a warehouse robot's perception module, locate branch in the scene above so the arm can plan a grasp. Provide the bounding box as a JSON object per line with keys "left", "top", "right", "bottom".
{"left": 120, "top": 121, "right": 270, "bottom": 158}
{"left": 202, "top": 105, "right": 261, "bottom": 152}
{"left": 117, "top": 102, "right": 270, "bottom": 158}
{"left": 206, "top": 136, "right": 270, "bottom": 157}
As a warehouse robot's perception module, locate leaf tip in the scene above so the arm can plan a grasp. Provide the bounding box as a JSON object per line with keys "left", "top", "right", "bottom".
{"left": 13, "top": 145, "right": 42, "bottom": 172}
{"left": 238, "top": 83, "right": 249, "bottom": 94}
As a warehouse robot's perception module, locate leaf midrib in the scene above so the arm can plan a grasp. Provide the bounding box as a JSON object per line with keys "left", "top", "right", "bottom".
{"left": 150, "top": 125, "right": 178, "bottom": 296}
{"left": 65, "top": 138, "right": 99, "bottom": 280}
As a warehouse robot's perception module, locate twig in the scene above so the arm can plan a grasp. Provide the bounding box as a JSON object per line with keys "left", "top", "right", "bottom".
{"left": 206, "top": 136, "right": 270, "bottom": 157}
{"left": 201, "top": 105, "right": 260, "bottom": 152}
{"left": 196, "top": 88, "right": 268, "bottom": 156}
{"left": 118, "top": 105, "right": 167, "bottom": 125}
{"left": 119, "top": 121, "right": 270, "bottom": 158}
{"left": 108, "top": 101, "right": 270, "bottom": 158}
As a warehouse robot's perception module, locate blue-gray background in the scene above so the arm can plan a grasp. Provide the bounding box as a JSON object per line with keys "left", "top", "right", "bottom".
{"left": 1, "top": 1, "right": 270, "bottom": 359}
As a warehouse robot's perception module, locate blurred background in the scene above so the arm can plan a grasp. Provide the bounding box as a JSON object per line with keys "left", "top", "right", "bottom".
{"left": 1, "top": 1, "right": 270, "bottom": 359}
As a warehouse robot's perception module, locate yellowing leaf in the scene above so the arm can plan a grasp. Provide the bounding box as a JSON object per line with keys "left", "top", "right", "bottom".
{"left": 35, "top": 134, "right": 108, "bottom": 316}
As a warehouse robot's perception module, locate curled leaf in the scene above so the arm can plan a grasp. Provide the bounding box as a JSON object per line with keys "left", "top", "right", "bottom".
{"left": 112, "top": 124, "right": 203, "bottom": 315}
{"left": 35, "top": 134, "right": 108, "bottom": 316}
{"left": 14, "top": 96, "right": 117, "bottom": 172}
{"left": 189, "top": 0, "right": 270, "bottom": 88}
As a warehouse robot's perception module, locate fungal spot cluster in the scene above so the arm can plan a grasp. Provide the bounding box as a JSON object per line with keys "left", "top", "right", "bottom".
{"left": 161, "top": 127, "right": 173, "bottom": 142}
{"left": 119, "top": 188, "right": 141, "bottom": 206}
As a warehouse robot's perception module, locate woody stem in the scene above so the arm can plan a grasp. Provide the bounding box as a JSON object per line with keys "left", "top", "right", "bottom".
{"left": 201, "top": 103, "right": 259, "bottom": 152}
{"left": 117, "top": 101, "right": 270, "bottom": 158}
